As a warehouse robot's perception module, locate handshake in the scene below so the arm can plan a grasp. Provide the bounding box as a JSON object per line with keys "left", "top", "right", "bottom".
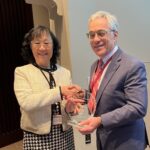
{"left": 60, "top": 85, "right": 85, "bottom": 114}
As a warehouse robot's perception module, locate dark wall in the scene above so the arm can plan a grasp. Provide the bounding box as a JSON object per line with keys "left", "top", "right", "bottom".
{"left": 0, "top": 0, "right": 33, "bottom": 147}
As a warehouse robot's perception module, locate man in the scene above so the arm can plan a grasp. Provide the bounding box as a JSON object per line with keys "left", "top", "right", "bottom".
{"left": 78, "top": 11, "right": 148, "bottom": 150}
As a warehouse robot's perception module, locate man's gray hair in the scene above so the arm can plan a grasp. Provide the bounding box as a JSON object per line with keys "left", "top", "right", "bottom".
{"left": 88, "top": 11, "right": 119, "bottom": 32}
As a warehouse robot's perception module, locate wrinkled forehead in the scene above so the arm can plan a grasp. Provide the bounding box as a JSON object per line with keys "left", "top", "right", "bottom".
{"left": 31, "top": 30, "right": 52, "bottom": 41}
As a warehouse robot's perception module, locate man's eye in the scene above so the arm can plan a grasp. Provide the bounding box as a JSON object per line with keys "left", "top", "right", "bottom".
{"left": 89, "top": 32, "right": 95, "bottom": 38}
{"left": 97, "top": 30, "right": 107, "bottom": 37}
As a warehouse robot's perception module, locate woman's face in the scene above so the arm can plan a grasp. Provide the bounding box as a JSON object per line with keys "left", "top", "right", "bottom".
{"left": 31, "top": 32, "right": 53, "bottom": 68}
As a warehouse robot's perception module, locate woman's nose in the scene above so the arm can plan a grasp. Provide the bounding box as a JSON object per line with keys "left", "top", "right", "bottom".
{"left": 39, "top": 43, "right": 45, "bottom": 49}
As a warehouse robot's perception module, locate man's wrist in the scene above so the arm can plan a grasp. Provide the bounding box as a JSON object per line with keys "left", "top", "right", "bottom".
{"left": 100, "top": 119, "right": 103, "bottom": 129}
{"left": 97, "top": 116, "right": 103, "bottom": 129}
{"left": 99, "top": 122, "right": 103, "bottom": 129}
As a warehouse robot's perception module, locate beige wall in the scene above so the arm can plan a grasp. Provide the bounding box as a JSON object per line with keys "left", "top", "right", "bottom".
{"left": 32, "top": 5, "right": 49, "bottom": 27}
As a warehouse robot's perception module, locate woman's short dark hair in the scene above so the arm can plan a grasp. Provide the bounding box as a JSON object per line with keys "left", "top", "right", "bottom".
{"left": 21, "top": 25, "right": 60, "bottom": 69}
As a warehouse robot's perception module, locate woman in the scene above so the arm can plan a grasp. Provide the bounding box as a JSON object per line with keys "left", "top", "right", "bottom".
{"left": 14, "top": 25, "right": 81, "bottom": 150}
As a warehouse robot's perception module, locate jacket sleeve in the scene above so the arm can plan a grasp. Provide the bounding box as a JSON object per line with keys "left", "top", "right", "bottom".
{"left": 14, "top": 67, "right": 61, "bottom": 112}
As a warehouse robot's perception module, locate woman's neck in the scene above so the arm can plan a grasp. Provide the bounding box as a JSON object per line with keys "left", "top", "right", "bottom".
{"left": 36, "top": 63, "right": 50, "bottom": 69}
{"left": 33, "top": 62, "right": 57, "bottom": 72}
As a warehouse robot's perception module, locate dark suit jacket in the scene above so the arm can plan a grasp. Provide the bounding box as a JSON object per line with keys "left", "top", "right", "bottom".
{"left": 91, "top": 48, "right": 148, "bottom": 150}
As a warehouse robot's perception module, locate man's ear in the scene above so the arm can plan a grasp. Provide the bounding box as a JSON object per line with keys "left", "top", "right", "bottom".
{"left": 113, "top": 31, "right": 118, "bottom": 40}
{"left": 114, "top": 30, "right": 118, "bottom": 36}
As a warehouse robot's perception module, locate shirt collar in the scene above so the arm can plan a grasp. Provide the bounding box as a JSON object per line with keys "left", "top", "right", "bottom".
{"left": 101, "top": 45, "right": 118, "bottom": 65}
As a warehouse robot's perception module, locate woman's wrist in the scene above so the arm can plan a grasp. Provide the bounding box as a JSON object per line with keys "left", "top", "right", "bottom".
{"left": 65, "top": 107, "right": 74, "bottom": 115}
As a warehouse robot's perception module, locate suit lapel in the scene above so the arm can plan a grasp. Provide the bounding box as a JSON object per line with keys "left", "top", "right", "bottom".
{"left": 96, "top": 49, "right": 122, "bottom": 104}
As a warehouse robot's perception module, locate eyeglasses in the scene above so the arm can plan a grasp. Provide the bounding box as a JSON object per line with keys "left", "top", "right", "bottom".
{"left": 86, "top": 29, "right": 114, "bottom": 39}
{"left": 31, "top": 41, "right": 52, "bottom": 48}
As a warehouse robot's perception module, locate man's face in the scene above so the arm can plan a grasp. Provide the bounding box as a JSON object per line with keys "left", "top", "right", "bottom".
{"left": 88, "top": 17, "right": 118, "bottom": 58}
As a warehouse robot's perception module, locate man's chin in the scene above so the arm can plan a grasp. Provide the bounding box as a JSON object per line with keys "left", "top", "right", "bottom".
{"left": 95, "top": 50, "right": 107, "bottom": 58}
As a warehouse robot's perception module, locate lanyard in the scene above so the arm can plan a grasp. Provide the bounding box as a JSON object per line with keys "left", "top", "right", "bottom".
{"left": 40, "top": 69, "right": 56, "bottom": 89}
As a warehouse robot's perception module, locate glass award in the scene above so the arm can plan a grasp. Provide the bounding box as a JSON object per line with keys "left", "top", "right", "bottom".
{"left": 67, "top": 89, "right": 96, "bottom": 128}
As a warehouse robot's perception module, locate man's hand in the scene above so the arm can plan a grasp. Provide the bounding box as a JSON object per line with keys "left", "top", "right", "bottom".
{"left": 78, "top": 117, "right": 102, "bottom": 134}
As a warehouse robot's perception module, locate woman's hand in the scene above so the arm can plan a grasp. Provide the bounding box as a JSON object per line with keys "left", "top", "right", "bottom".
{"left": 65, "top": 96, "right": 84, "bottom": 114}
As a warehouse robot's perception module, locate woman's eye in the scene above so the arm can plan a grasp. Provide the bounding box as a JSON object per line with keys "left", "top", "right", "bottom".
{"left": 34, "top": 42, "right": 40, "bottom": 44}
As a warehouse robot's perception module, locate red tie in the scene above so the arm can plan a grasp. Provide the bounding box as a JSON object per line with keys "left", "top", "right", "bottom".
{"left": 88, "top": 59, "right": 103, "bottom": 114}
{"left": 88, "top": 57, "right": 112, "bottom": 114}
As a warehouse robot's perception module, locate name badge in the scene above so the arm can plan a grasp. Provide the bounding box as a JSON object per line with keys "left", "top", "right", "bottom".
{"left": 85, "top": 134, "right": 91, "bottom": 144}
{"left": 53, "top": 115, "right": 62, "bottom": 125}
